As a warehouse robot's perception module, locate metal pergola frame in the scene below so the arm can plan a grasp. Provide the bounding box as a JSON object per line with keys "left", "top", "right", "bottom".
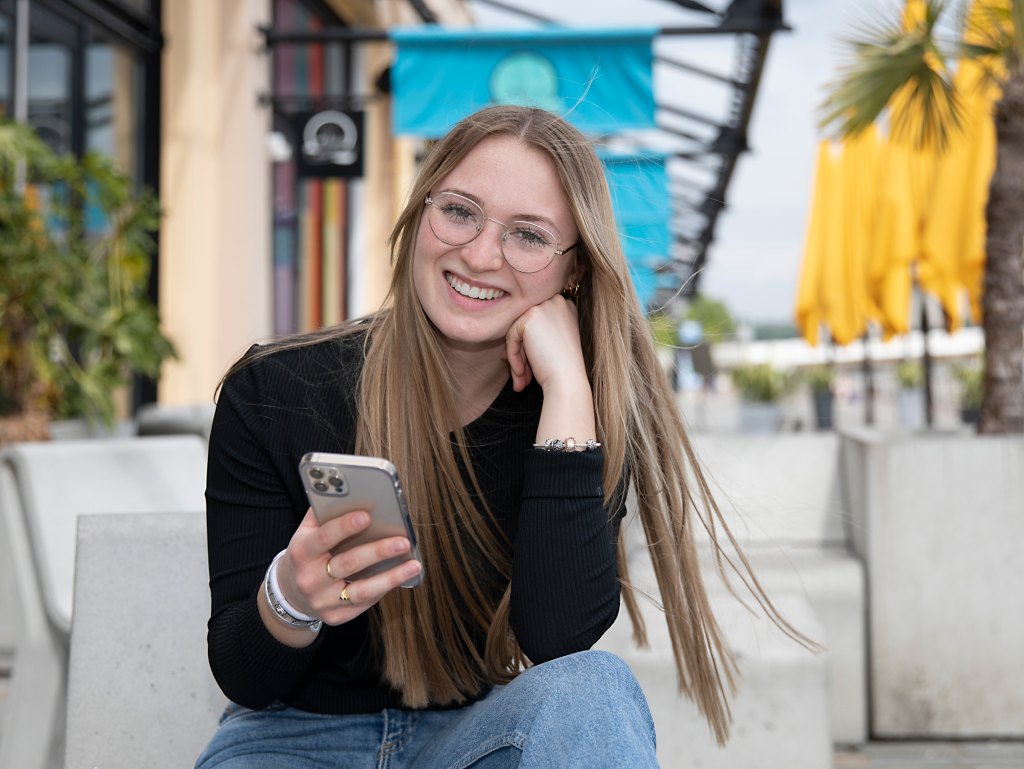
{"left": 260, "top": 0, "right": 789, "bottom": 309}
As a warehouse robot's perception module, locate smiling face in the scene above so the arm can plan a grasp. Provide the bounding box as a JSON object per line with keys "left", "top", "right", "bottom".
{"left": 412, "top": 134, "right": 580, "bottom": 354}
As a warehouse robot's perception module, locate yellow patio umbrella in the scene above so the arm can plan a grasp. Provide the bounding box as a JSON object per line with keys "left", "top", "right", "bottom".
{"left": 920, "top": 2, "right": 1003, "bottom": 328}
{"left": 795, "top": 128, "right": 882, "bottom": 346}
{"left": 796, "top": 0, "right": 997, "bottom": 345}
{"left": 794, "top": 142, "right": 837, "bottom": 347}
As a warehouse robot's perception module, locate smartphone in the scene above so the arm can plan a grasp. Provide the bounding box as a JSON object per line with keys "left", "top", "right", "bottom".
{"left": 298, "top": 453, "right": 423, "bottom": 588}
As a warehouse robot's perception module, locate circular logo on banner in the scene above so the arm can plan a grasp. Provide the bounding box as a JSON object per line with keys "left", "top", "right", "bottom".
{"left": 489, "top": 51, "right": 561, "bottom": 113}
{"left": 302, "top": 111, "right": 359, "bottom": 166}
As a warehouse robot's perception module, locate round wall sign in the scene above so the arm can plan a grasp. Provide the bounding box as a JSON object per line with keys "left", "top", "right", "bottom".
{"left": 489, "top": 51, "right": 561, "bottom": 113}
{"left": 302, "top": 110, "right": 359, "bottom": 166}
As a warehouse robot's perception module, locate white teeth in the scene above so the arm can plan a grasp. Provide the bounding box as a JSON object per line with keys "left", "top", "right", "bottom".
{"left": 446, "top": 272, "right": 504, "bottom": 301}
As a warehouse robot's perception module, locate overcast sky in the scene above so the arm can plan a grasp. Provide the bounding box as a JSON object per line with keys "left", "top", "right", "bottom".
{"left": 468, "top": 0, "right": 887, "bottom": 323}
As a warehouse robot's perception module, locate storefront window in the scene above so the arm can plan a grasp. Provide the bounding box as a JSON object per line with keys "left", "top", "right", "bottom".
{"left": 86, "top": 39, "right": 142, "bottom": 180}
{"left": 272, "top": 0, "right": 352, "bottom": 336}
{"left": 0, "top": 13, "right": 11, "bottom": 118}
{"left": 29, "top": 5, "right": 74, "bottom": 157}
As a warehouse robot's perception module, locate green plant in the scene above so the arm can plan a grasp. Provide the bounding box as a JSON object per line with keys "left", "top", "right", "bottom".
{"left": 0, "top": 120, "right": 176, "bottom": 428}
{"left": 952, "top": 360, "right": 984, "bottom": 410}
{"left": 894, "top": 360, "right": 924, "bottom": 390}
{"left": 648, "top": 312, "right": 677, "bottom": 349}
{"left": 685, "top": 294, "right": 734, "bottom": 345}
{"left": 731, "top": 363, "right": 798, "bottom": 403}
{"left": 805, "top": 365, "right": 837, "bottom": 394}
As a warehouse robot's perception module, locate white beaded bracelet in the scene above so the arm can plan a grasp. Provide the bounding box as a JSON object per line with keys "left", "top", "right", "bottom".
{"left": 532, "top": 438, "right": 601, "bottom": 452}
{"left": 266, "top": 550, "right": 322, "bottom": 632}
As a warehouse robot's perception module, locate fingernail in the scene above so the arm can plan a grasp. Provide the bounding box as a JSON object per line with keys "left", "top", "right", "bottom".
{"left": 405, "top": 562, "right": 421, "bottom": 576}
{"left": 392, "top": 538, "right": 409, "bottom": 554}
{"left": 353, "top": 513, "right": 369, "bottom": 527}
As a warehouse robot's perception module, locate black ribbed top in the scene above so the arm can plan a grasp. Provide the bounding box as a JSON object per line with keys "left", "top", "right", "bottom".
{"left": 205, "top": 334, "right": 627, "bottom": 713}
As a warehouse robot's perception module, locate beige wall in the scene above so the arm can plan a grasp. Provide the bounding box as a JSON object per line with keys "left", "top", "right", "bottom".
{"left": 159, "top": 0, "right": 273, "bottom": 405}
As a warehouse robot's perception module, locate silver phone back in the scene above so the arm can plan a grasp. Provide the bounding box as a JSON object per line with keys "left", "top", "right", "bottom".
{"left": 299, "top": 453, "right": 423, "bottom": 588}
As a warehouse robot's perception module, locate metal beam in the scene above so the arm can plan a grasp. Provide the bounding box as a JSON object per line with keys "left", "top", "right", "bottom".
{"left": 658, "top": 103, "right": 724, "bottom": 129}
{"left": 656, "top": 55, "right": 744, "bottom": 87}
{"left": 407, "top": 0, "right": 439, "bottom": 24}
{"left": 261, "top": 26, "right": 388, "bottom": 44}
{"left": 659, "top": 0, "right": 717, "bottom": 12}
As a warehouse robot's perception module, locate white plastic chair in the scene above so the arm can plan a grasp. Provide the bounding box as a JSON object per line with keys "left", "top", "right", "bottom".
{"left": 0, "top": 436, "right": 206, "bottom": 769}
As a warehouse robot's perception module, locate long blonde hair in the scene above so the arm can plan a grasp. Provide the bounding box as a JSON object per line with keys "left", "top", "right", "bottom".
{"left": 226, "top": 105, "right": 806, "bottom": 744}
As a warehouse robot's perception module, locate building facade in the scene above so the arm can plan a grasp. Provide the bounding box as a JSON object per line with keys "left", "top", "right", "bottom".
{"left": 158, "top": 0, "right": 470, "bottom": 406}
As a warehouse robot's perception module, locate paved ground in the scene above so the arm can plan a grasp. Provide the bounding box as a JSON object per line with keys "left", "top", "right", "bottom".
{"left": 835, "top": 743, "right": 1024, "bottom": 769}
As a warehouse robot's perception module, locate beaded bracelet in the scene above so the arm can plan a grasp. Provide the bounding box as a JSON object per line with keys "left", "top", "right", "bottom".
{"left": 532, "top": 438, "right": 601, "bottom": 452}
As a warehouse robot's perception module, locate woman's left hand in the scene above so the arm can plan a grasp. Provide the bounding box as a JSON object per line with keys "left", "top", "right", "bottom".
{"left": 504, "top": 294, "right": 587, "bottom": 394}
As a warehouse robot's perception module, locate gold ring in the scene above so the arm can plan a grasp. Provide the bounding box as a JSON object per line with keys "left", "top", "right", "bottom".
{"left": 340, "top": 587, "right": 352, "bottom": 603}
{"left": 326, "top": 559, "right": 341, "bottom": 581}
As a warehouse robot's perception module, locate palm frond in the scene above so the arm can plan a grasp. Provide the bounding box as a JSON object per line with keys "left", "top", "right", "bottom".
{"left": 820, "top": 0, "right": 964, "bottom": 150}
{"left": 953, "top": 1, "right": 1020, "bottom": 95}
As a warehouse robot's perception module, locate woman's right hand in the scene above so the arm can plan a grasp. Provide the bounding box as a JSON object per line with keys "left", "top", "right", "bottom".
{"left": 258, "top": 508, "right": 422, "bottom": 648}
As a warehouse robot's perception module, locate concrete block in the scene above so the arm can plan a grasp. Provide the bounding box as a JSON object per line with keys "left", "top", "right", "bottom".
{"left": 0, "top": 436, "right": 207, "bottom": 768}
{"left": 0, "top": 495, "right": 20, "bottom": 667}
{"left": 678, "top": 434, "right": 867, "bottom": 742}
{"left": 595, "top": 579, "right": 831, "bottom": 769}
{"left": 64, "top": 513, "right": 226, "bottom": 769}
{"left": 690, "top": 433, "right": 847, "bottom": 548}
{"left": 841, "top": 430, "right": 1024, "bottom": 737}
{"left": 6, "top": 435, "right": 207, "bottom": 631}
{"left": 744, "top": 547, "right": 867, "bottom": 744}
{"left": 136, "top": 403, "right": 216, "bottom": 441}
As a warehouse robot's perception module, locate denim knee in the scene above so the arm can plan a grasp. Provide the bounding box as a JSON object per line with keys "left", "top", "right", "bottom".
{"left": 527, "top": 650, "right": 641, "bottom": 697}
{"left": 505, "top": 651, "right": 657, "bottom": 767}
{"left": 517, "top": 650, "right": 652, "bottom": 726}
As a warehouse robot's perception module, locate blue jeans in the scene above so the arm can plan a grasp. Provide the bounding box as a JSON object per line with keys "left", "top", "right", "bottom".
{"left": 195, "top": 650, "right": 658, "bottom": 768}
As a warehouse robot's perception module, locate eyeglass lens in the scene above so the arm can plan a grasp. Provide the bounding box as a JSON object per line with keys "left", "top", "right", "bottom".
{"left": 428, "top": 192, "right": 558, "bottom": 274}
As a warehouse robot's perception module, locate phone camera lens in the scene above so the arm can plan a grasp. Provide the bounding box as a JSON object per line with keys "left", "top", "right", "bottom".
{"left": 309, "top": 468, "right": 324, "bottom": 479}
{"left": 328, "top": 477, "right": 343, "bottom": 488}
{"left": 313, "top": 481, "right": 328, "bottom": 492}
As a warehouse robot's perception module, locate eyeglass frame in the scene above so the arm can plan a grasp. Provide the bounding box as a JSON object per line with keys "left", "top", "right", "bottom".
{"left": 424, "top": 193, "right": 578, "bottom": 274}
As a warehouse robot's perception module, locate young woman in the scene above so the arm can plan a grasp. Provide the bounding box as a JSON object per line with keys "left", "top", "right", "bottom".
{"left": 197, "top": 105, "right": 787, "bottom": 768}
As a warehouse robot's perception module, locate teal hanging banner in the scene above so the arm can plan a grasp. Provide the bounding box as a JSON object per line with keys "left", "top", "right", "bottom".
{"left": 391, "top": 27, "right": 657, "bottom": 137}
{"left": 600, "top": 151, "right": 672, "bottom": 309}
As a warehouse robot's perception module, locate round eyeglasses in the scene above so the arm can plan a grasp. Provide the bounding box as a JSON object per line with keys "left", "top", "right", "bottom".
{"left": 425, "top": 192, "right": 577, "bottom": 274}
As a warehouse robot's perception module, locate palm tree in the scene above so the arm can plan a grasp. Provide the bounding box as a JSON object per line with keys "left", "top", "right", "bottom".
{"left": 821, "top": 0, "right": 1023, "bottom": 433}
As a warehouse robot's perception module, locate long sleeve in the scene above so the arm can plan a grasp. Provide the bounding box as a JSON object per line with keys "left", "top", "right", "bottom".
{"left": 508, "top": 450, "right": 629, "bottom": 663}
{"left": 205, "top": 356, "right": 325, "bottom": 709}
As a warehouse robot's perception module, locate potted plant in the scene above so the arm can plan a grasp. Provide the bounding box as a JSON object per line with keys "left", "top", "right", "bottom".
{"left": 730, "top": 363, "right": 797, "bottom": 433}
{"left": 0, "top": 120, "right": 176, "bottom": 446}
{"left": 951, "top": 361, "right": 984, "bottom": 426}
{"left": 894, "top": 360, "right": 924, "bottom": 430}
{"left": 805, "top": 365, "right": 836, "bottom": 430}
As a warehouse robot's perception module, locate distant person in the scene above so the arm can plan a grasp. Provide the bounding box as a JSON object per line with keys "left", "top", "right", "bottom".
{"left": 197, "top": 105, "right": 790, "bottom": 768}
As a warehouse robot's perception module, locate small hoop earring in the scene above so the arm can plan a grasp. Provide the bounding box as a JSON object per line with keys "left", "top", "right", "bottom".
{"left": 561, "top": 283, "right": 580, "bottom": 303}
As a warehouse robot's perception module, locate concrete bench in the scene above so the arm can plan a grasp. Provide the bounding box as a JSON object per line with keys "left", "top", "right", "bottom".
{"left": 0, "top": 436, "right": 206, "bottom": 769}
{"left": 595, "top": 577, "right": 831, "bottom": 769}
{"left": 688, "top": 433, "right": 867, "bottom": 744}
{"left": 64, "top": 514, "right": 225, "bottom": 769}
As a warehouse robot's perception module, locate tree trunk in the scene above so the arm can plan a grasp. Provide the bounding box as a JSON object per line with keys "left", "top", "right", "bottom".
{"left": 980, "top": 65, "right": 1024, "bottom": 434}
